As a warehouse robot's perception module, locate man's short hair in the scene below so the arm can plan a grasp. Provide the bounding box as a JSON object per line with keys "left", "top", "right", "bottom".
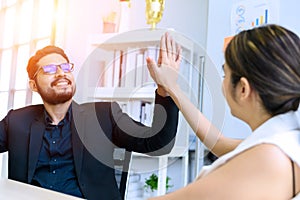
{"left": 27, "top": 45, "right": 69, "bottom": 79}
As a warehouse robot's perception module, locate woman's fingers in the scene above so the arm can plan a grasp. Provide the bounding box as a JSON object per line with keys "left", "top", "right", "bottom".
{"left": 160, "top": 32, "right": 182, "bottom": 66}
{"left": 171, "top": 36, "right": 177, "bottom": 61}
{"left": 176, "top": 45, "right": 182, "bottom": 65}
{"left": 159, "top": 32, "right": 167, "bottom": 65}
{"left": 146, "top": 57, "right": 156, "bottom": 80}
{"left": 147, "top": 32, "right": 182, "bottom": 90}
{"left": 166, "top": 33, "right": 173, "bottom": 59}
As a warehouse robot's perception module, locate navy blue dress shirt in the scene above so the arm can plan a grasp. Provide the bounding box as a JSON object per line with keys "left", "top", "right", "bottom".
{"left": 31, "top": 107, "right": 83, "bottom": 198}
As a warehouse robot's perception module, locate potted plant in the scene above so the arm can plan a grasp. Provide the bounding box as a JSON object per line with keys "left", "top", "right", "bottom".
{"left": 144, "top": 173, "right": 173, "bottom": 197}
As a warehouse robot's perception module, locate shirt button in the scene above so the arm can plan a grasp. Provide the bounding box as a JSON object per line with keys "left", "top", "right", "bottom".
{"left": 50, "top": 186, "right": 53, "bottom": 188}
{"left": 52, "top": 141, "right": 56, "bottom": 144}
{"left": 52, "top": 170, "right": 56, "bottom": 174}
{"left": 53, "top": 159, "right": 57, "bottom": 162}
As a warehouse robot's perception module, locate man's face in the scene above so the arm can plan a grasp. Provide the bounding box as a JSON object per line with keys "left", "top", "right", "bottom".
{"left": 33, "top": 53, "right": 76, "bottom": 105}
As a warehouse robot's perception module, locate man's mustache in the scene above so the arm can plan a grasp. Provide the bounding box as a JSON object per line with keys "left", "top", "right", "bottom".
{"left": 51, "top": 78, "right": 72, "bottom": 87}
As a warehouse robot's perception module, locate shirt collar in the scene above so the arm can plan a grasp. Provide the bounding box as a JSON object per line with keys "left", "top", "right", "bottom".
{"left": 44, "top": 105, "right": 72, "bottom": 126}
{"left": 238, "top": 111, "right": 300, "bottom": 148}
{"left": 253, "top": 111, "right": 300, "bottom": 136}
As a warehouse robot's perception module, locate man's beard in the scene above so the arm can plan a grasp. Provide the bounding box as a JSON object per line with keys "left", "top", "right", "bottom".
{"left": 36, "top": 79, "right": 76, "bottom": 105}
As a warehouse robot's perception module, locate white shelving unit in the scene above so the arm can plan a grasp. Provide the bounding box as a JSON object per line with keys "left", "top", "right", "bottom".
{"left": 81, "top": 28, "right": 205, "bottom": 198}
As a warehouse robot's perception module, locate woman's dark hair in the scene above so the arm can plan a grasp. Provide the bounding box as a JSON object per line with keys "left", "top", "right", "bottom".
{"left": 225, "top": 24, "right": 300, "bottom": 116}
{"left": 27, "top": 45, "right": 69, "bottom": 79}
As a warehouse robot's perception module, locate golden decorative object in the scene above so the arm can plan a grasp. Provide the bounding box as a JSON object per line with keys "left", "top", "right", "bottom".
{"left": 145, "top": 0, "right": 165, "bottom": 30}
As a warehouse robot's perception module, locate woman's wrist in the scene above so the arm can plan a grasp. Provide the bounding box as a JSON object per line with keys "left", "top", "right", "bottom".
{"left": 157, "top": 85, "right": 169, "bottom": 97}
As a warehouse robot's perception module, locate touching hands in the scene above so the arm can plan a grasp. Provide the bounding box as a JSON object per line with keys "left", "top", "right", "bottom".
{"left": 146, "top": 32, "right": 182, "bottom": 97}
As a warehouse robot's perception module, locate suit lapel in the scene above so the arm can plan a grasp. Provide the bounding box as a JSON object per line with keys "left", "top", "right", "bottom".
{"left": 28, "top": 118, "right": 45, "bottom": 183}
{"left": 71, "top": 102, "right": 85, "bottom": 177}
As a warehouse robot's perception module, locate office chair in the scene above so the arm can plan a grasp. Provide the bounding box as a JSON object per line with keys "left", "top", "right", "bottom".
{"left": 113, "top": 148, "right": 132, "bottom": 200}
{"left": 0, "top": 152, "right": 8, "bottom": 178}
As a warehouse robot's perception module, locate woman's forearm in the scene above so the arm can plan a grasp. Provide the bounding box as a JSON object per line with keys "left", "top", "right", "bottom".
{"left": 168, "top": 84, "right": 241, "bottom": 157}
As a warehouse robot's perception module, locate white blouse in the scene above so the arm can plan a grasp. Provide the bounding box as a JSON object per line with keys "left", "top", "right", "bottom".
{"left": 197, "top": 111, "right": 300, "bottom": 199}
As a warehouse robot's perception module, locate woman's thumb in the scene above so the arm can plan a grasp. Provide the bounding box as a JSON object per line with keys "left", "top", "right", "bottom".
{"left": 146, "top": 57, "right": 158, "bottom": 81}
{"left": 146, "top": 57, "right": 156, "bottom": 71}
{"left": 146, "top": 57, "right": 155, "bottom": 67}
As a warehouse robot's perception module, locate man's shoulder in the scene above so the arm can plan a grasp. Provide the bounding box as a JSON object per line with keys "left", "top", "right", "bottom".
{"left": 74, "top": 101, "right": 116, "bottom": 108}
{"left": 73, "top": 101, "right": 120, "bottom": 112}
{"left": 9, "top": 104, "right": 44, "bottom": 114}
{"left": 5, "top": 104, "right": 44, "bottom": 121}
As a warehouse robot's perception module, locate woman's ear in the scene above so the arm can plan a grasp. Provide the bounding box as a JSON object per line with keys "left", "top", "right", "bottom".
{"left": 29, "top": 79, "right": 38, "bottom": 92}
{"left": 239, "top": 77, "right": 252, "bottom": 100}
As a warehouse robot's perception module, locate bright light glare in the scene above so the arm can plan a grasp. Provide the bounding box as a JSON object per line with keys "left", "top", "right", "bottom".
{"left": 37, "top": 0, "right": 54, "bottom": 38}
{"left": 6, "top": 0, "right": 17, "bottom": 7}
{"left": 13, "top": 90, "right": 27, "bottom": 109}
{"left": 15, "top": 45, "right": 30, "bottom": 90}
{"left": 18, "top": 0, "right": 33, "bottom": 43}
{"left": 3, "top": 7, "right": 15, "bottom": 48}
{"left": 0, "top": 50, "right": 12, "bottom": 91}
{"left": 0, "top": 92, "right": 8, "bottom": 119}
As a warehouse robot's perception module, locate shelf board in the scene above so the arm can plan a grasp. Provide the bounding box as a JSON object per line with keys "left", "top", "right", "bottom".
{"left": 89, "top": 28, "right": 194, "bottom": 51}
{"left": 88, "top": 87, "right": 156, "bottom": 101}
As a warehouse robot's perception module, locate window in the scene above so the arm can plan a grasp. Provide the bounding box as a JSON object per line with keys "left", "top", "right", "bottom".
{"left": 0, "top": 0, "right": 63, "bottom": 119}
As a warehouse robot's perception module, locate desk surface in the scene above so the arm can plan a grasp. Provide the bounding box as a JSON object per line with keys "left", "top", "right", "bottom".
{"left": 0, "top": 179, "right": 84, "bottom": 200}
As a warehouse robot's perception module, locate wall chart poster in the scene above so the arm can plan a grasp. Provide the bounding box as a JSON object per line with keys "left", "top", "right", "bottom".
{"left": 231, "top": 0, "right": 279, "bottom": 35}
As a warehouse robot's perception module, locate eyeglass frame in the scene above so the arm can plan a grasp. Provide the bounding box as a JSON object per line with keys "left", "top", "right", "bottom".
{"left": 32, "top": 63, "right": 74, "bottom": 79}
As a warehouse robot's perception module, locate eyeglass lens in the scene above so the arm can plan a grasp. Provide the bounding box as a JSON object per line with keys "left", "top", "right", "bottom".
{"left": 42, "top": 63, "right": 73, "bottom": 74}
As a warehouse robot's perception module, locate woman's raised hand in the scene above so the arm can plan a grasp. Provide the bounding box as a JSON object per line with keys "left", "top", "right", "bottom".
{"left": 146, "top": 32, "right": 182, "bottom": 95}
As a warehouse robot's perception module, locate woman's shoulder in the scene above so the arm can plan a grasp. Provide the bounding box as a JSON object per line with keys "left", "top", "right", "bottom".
{"left": 194, "top": 143, "right": 294, "bottom": 199}
{"left": 236, "top": 143, "right": 291, "bottom": 166}
{"left": 219, "top": 143, "right": 293, "bottom": 198}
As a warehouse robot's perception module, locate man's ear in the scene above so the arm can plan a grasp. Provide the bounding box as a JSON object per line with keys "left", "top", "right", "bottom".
{"left": 239, "top": 77, "right": 251, "bottom": 100}
{"left": 29, "top": 80, "right": 38, "bottom": 92}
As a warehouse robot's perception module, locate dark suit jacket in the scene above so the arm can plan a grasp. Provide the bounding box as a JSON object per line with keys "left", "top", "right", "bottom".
{"left": 0, "top": 93, "right": 178, "bottom": 200}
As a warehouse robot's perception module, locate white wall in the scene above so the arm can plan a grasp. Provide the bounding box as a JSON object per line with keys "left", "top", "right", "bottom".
{"left": 62, "top": 0, "right": 207, "bottom": 75}
{"left": 61, "top": 0, "right": 104, "bottom": 74}
{"left": 205, "top": 0, "right": 300, "bottom": 139}
{"left": 128, "top": 0, "right": 208, "bottom": 47}
{"left": 205, "top": 0, "right": 251, "bottom": 139}
{"left": 277, "top": 0, "right": 300, "bottom": 34}
{"left": 61, "top": 0, "right": 209, "bottom": 74}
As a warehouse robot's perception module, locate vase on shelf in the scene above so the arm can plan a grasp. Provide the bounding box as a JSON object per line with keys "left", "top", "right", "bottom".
{"left": 102, "top": 11, "right": 117, "bottom": 33}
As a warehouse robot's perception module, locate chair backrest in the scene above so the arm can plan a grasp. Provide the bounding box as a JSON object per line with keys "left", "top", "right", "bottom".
{"left": 113, "top": 148, "right": 132, "bottom": 200}
{"left": 0, "top": 152, "right": 8, "bottom": 178}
